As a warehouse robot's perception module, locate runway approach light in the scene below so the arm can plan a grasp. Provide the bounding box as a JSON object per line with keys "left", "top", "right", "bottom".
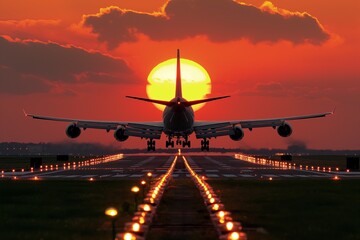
{"left": 147, "top": 172, "right": 152, "bottom": 178}
{"left": 131, "top": 186, "right": 140, "bottom": 193}
{"left": 226, "top": 222, "right": 234, "bottom": 231}
{"left": 105, "top": 207, "right": 118, "bottom": 240}
{"left": 229, "top": 231, "right": 240, "bottom": 240}
{"left": 105, "top": 207, "right": 118, "bottom": 217}
{"left": 132, "top": 223, "right": 140, "bottom": 232}
{"left": 123, "top": 232, "right": 136, "bottom": 240}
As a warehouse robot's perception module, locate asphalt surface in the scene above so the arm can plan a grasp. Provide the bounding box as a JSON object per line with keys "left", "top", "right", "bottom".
{"left": 3, "top": 154, "right": 360, "bottom": 180}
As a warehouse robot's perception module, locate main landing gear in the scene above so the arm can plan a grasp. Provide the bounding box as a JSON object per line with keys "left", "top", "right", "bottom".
{"left": 147, "top": 139, "right": 155, "bottom": 151}
{"left": 182, "top": 136, "right": 191, "bottom": 148}
{"left": 166, "top": 136, "right": 174, "bottom": 148}
{"left": 201, "top": 138, "right": 210, "bottom": 151}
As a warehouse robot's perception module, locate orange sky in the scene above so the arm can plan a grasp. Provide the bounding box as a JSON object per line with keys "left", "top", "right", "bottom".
{"left": 0, "top": 0, "right": 359, "bottom": 150}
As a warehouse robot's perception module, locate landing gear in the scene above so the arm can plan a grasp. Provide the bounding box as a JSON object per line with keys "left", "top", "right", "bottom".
{"left": 147, "top": 139, "right": 156, "bottom": 151}
{"left": 201, "top": 138, "right": 210, "bottom": 151}
{"left": 176, "top": 138, "right": 182, "bottom": 146}
{"left": 182, "top": 136, "right": 191, "bottom": 148}
{"left": 165, "top": 136, "right": 174, "bottom": 148}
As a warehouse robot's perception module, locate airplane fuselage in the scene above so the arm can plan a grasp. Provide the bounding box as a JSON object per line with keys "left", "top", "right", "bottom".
{"left": 163, "top": 97, "right": 194, "bottom": 137}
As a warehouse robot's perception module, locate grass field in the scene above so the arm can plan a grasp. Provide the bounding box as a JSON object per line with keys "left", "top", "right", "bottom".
{"left": 0, "top": 180, "right": 140, "bottom": 240}
{"left": 1, "top": 179, "right": 359, "bottom": 240}
{"left": 210, "top": 179, "right": 360, "bottom": 240}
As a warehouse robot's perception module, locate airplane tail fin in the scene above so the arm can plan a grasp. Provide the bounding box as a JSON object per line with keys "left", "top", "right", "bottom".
{"left": 126, "top": 49, "right": 230, "bottom": 107}
{"left": 175, "top": 49, "right": 182, "bottom": 98}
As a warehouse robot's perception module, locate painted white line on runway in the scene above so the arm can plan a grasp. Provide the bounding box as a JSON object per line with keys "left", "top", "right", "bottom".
{"left": 112, "top": 174, "right": 129, "bottom": 177}
{"left": 81, "top": 175, "right": 97, "bottom": 178}
{"left": 278, "top": 175, "right": 294, "bottom": 177}
{"left": 223, "top": 174, "right": 237, "bottom": 177}
{"left": 238, "top": 174, "right": 255, "bottom": 177}
{"left": 100, "top": 174, "right": 111, "bottom": 178}
{"left": 64, "top": 175, "right": 80, "bottom": 178}
{"left": 27, "top": 169, "right": 67, "bottom": 177}
{"left": 262, "top": 174, "right": 278, "bottom": 178}
{"left": 129, "top": 174, "right": 143, "bottom": 178}
{"left": 294, "top": 175, "right": 310, "bottom": 178}
{"left": 206, "top": 174, "right": 220, "bottom": 178}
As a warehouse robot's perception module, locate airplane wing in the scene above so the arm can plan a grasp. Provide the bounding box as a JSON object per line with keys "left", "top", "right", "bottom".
{"left": 25, "top": 112, "right": 164, "bottom": 139}
{"left": 193, "top": 111, "right": 334, "bottom": 139}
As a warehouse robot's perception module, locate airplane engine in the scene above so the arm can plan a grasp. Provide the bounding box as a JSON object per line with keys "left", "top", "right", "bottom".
{"left": 277, "top": 122, "right": 293, "bottom": 137}
{"left": 114, "top": 127, "right": 129, "bottom": 142}
{"left": 66, "top": 124, "right": 81, "bottom": 138}
{"left": 229, "top": 126, "right": 244, "bottom": 141}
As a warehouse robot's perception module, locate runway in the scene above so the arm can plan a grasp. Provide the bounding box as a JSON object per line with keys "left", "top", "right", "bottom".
{"left": 3, "top": 154, "right": 360, "bottom": 180}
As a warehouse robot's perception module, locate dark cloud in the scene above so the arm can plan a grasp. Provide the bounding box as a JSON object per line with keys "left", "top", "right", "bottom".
{"left": 0, "top": 36, "right": 134, "bottom": 94}
{"left": 84, "top": 0, "right": 330, "bottom": 48}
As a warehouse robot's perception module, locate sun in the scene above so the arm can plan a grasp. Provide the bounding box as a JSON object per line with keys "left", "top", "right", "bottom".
{"left": 146, "top": 58, "right": 211, "bottom": 111}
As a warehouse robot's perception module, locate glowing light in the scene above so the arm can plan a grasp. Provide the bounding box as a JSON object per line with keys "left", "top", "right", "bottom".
{"left": 131, "top": 186, "right": 140, "bottom": 193}
{"left": 212, "top": 204, "right": 219, "bottom": 211}
{"left": 147, "top": 57, "right": 211, "bottom": 111}
{"left": 132, "top": 223, "right": 140, "bottom": 232}
{"left": 333, "top": 176, "right": 340, "bottom": 180}
{"left": 143, "top": 204, "right": 151, "bottom": 212}
{"left": 141, "top": 180, "right": 146, "bottom": 185}
{"left": 269, "top": 177, "right": 273, "bottom": 181}
{"left": 147, "top": 172, "right": 152, "bottom": 178}
{"left": 226, "top": 222, "right": 234, "bottom": 231}
{"left": 89, "top": 177, "right": 94, "bottom": 181}
{"left": 123, "top": 232, "right": 135, "bottom": 240}
{"left": 229, "top": 231, "right": 240, "bottom": 240}
{"left": 105, "top": 207, "right": 118, "bottom": 217}
{"left": 218, "top": 211, "right": 225, "bottom": 218}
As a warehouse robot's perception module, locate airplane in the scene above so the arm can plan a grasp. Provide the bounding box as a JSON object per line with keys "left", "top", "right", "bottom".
{"left": 25, "top": 50, "right": 333, "bottom": 151}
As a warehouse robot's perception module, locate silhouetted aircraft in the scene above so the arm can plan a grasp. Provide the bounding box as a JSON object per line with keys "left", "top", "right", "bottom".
{"left": 26, "top": 50, "right": 333, "bottom": 151}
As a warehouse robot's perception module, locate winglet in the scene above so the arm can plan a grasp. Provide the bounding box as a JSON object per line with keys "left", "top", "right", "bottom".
{"left": 23, "top": 109, "right": 28, "bottom": 117}
{"left": 332, "top": 106, "right": 336, "bottom": 114}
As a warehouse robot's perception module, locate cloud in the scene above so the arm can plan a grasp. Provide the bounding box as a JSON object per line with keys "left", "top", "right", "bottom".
{"left": 83, "top": 0, "right": 330, "bottom": 48}
{"left": 0, "top": 19, "right": 100, "bottom": 50}
{"left": 0, "top": 36, "right": 134, "bottom": 95}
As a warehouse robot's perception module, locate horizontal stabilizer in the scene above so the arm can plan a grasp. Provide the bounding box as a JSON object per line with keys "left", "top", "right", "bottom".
{"left": 126, "top": 96, "right": 172, "bottom": 106}
{"left": 185, "top": 96, "right": 230, "bottom": 106}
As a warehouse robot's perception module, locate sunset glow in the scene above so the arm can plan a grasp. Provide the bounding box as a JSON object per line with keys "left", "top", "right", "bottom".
{"left": 146, "top": 58, "right": 211, "bottom": 111}
{"left": 0, "top": 0, "right": 358, "bottom": 150}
